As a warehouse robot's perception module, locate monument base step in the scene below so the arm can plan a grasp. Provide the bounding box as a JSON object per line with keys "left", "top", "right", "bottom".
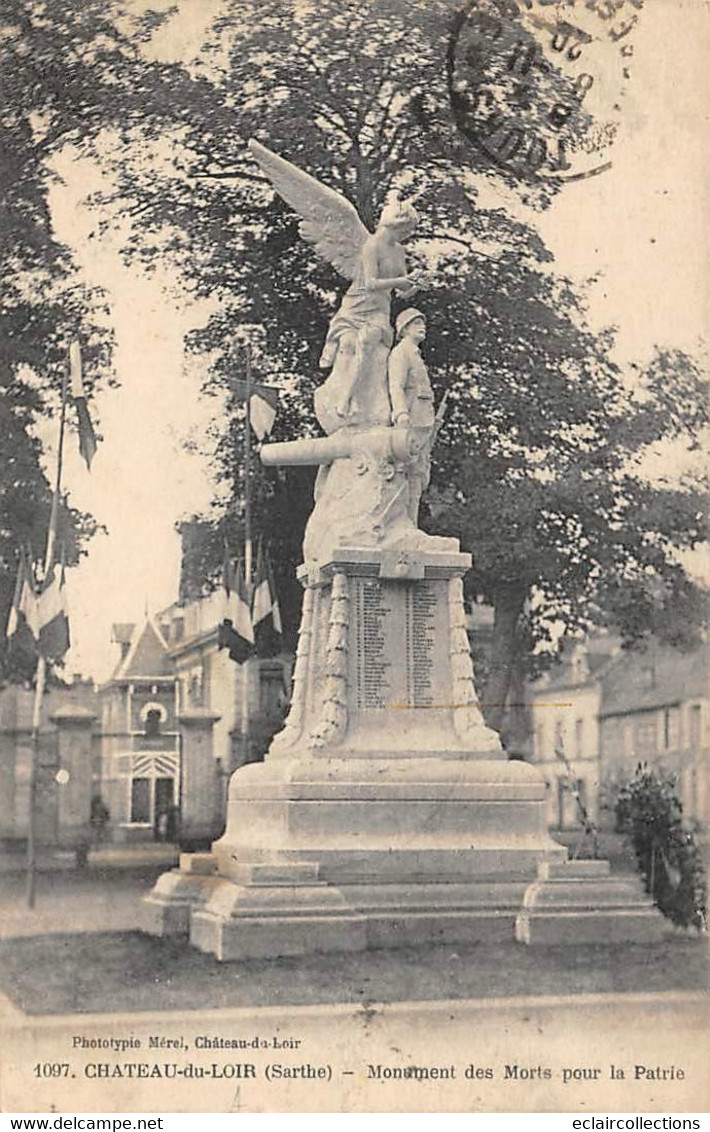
{"left": 514, "top": 859, "right": 667, "bottom": 945}
{"left": 141, "top": 854, "right": 668, "bottom": 958}
{"left": 140, "top": 864, "right": 222, "bottom": 937}
{"left": 187, "top": 876, "right": 531, "bottom": 959}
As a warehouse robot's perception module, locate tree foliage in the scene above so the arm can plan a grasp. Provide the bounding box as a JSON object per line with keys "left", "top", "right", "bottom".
{"left": 616, "top": 765, "right": 707, "bottom": 932}
{"left": 5, "top": 2, "right": 706, "bottom": 718}
{"left": 87, "top": 1, "right": 707, "bottom": 719}
{"left": 0, "top": 2, "right": 120, "bottom": 681}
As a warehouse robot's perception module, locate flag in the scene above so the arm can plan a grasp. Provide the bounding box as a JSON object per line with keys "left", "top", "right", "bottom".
{"left": 6, "top": 551, "right": 39, "bottom": 643}
{"left": 252, "top": 540, "right": 283, "bottom": 657}
{"left": 70, "top": 341, "right": 98, "bottom": 470}
{"left": 37, "top": 557, "right": 70, "bottom": 661}
{"left": 218, "top": 552, "right": 254, "bottom": 664}
{"left": 249, "top": 391, "right": 277, "bottom": 440}
{"left": 229, "top": 377, "right": 279, "bottom": 441}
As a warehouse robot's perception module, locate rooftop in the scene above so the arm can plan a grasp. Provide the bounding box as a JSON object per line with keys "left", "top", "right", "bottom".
{"left": 600, "top": 639, "right": 709, "bottom": 717}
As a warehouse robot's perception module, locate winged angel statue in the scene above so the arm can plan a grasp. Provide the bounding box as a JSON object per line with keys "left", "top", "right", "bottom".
{"left": 248, "top": 140, "right": 426, "bottom": 433}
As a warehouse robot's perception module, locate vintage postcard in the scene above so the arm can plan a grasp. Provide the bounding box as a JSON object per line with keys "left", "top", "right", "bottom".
{"left": 0, "top": 0, "right": 708, "bottom": 1116}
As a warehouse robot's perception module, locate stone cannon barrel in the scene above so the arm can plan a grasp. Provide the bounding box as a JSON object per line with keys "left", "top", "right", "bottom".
{"left": 260, "top": 426, "right": 415, "bottom": 467}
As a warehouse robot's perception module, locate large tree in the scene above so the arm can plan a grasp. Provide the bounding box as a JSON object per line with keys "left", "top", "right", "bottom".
{"left": 0, "top": 2, "right": 127, "bottom": 680}
{"left": 14, "top": 2, "right": 706, "bottom": 723}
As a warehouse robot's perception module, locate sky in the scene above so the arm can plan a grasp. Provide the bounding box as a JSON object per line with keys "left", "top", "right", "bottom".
{"left": 42, "top": 0, "right": 709, "bottom": 682}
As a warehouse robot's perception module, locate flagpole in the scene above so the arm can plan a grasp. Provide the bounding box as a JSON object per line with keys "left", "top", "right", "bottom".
{"left": 242, "top": 342, "right": 252, "bottom": 766}
{"left": 45, "top": 358, "right": 68, "bottom": 571}
{"left": 244, "top": 342, "right": 253, "bottom": 586}
{"left": 26, "top": 357, "right": 69, "bottom": 908}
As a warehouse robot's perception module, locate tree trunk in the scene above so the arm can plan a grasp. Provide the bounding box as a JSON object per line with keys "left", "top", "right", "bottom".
{"left": 482, "top": 583, "right": 528, "bottom": 736}
{"left": 506, "top": 655, "right": 531, "bottom": 760}
{"left": 353, "top": 152, "right": 375, "bottom": 230}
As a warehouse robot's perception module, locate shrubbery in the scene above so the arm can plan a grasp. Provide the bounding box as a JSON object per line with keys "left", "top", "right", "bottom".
{"left": 616, "top": 765, "right": 707, "bottom": 931}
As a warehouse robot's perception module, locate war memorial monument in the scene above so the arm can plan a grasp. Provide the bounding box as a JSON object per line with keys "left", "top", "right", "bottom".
{"left": 143, "top": 141, "right": 663, "bottom": 959}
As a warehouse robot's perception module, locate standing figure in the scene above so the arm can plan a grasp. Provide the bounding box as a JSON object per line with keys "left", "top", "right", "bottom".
{"left": 248, "top": 140, "right": 426, "bottom": 433}
{"left": 388, "top": 308, "right": 435, "bottom": 524}
{"left": 90, "top": 794, "right": 110, "bottom": 846}
{"left": 318, "top": 195, "right": 421, "bottom": 425}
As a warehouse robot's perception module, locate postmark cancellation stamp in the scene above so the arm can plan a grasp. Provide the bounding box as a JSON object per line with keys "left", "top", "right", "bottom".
{"left": 448, "top": 0, "right": 644, "bottom": 183}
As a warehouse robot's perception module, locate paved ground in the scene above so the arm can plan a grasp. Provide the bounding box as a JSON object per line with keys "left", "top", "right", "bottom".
{"left": 0, "top": 842, "right": 179, "bottom": 876}
{"left": 0, "top": 861, "right": 171, "bottom": 938}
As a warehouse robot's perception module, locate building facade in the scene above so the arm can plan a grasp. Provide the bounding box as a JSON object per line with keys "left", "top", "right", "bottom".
{"left": 528, "top": 639, "right": 618, "bottom": 830}
{"left": 157, "top": 594, "right": 289, "bottom": 774}
{"left": 0, "top": 678, "right": 98, "bottom": 856}
{"left": 96, "top": 607, "right": 290, "bottom": 844}
{"left": 599, "top": 640, "right": 709, "bottom": 828}
{"left": 1, "top": 600, "right": 290, "bottom": 853}
{"left": 97, "top": 619, "right": 182, "bottom": 842}
{"left": 528, "top": 637, "right": 709, "bottom": 832}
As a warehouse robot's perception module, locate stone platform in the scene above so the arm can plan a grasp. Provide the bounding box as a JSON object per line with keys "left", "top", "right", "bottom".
{"left": 142, "top": 547, "right": 665, "bottom": 957}
{"left": 515, "top": 859, "right": 667, "bottom": 945}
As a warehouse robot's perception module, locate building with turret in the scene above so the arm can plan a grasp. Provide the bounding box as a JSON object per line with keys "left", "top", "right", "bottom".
{"left": 97, "top": 619, "right": 181, "bottom": 840}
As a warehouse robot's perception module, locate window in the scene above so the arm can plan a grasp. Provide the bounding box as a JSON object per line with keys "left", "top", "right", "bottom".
{"left": 557, "top": 777, "right": 587, "bottom": 829}
{"left": 139, "top": 700, "right": 167, "bottom": 736}
{"left": 635, "top": 716, "right": 656, "bottom": 756}
{"left": 601, "top": 718, "right": 619, "bottom": 759}
{"left": 260, "top": 664, "right": 287, "bottom": 717}
{"left": 535, "top": 724, "right": 545, "bottom": 760}
{"left": 623, "top": 721, "right": 633, "bottom": 757}
{"left": 689, "top": 705, "right": 702, "bottom": 749}
{"left": 559, "top": 778, "right": 584, "bottom": 833}
{"left": 188, "top": 671, "right": 203, "bottom": 707}
{"left": 144, "top": 709, "right": 162, "bottom": 738}
{"left": 130, "top": 777, "right": 151, "bottom": 823}
{"left": 554, "top": 720, "right": 565, "bottom": 758}
{"left": 130, "top": 775, "right": 175, "bottom": 827}
{"left": 574, "top": 718, "right": 584, "bottom": 758}
{"left": 154, "top": 777, "right": 174, "bottom": 825}
{"left": 663, "top": 706, "right": 680, "bottom": 750}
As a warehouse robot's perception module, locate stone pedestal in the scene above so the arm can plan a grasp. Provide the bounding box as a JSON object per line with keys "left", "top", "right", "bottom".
{"left": 143, "top": 546, "right": 665, "bottom": 956}
{"left": 178, "top": 708, "right": 221, "bottom": 843}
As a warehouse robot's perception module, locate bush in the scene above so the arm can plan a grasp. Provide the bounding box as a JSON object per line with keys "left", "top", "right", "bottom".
{"left": 615, "top": 765, "right": 707, "bottom": 931}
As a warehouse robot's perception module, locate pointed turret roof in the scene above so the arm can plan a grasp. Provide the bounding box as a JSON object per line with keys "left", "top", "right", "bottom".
{"left": 113, "top": 618, "right": 173, "bottom": 680}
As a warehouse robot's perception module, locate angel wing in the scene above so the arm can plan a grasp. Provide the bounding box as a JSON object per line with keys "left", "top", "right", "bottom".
{"left": 248, "top": 139, "right": 369, "bottom": 281}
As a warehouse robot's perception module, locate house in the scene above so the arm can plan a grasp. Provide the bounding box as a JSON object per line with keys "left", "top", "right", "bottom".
{"left": 97, "top": 619, "right": 181, "bottom": 842}
{"left": 599, "top": 640, "right": 709, "bottom": 828}
{"left": 528, "top": 637, "right": 619, "bottom": 829}
{"left": 157, "top": 593, "right": 290, "bottom": 774}
{"left": 1, "top": 603, "right": 290, "bottom": 854}
{"left": 96, "top": 606, "right": 289, "bottom": 845}
{"left": 528, "top": 635, "right": 709, "bottom": 832}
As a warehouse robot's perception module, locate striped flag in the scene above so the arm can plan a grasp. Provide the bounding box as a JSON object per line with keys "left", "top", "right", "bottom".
{"left": 70, "top": 341, "right": 98, "bottom": 470}
{"left": 6, "top": 551, "right": 39, "bottom": 642}
{"left": 5, "top": 551, "right": 70, "bottom": 661}
{"left": 37, "top": 557, "right": 70, "bottom": 661}
{"left": 252, "top": 540, "right": 282, "bottom": 657}
{"left": 218, "top": 551, "right": 254, "bottom": 664}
